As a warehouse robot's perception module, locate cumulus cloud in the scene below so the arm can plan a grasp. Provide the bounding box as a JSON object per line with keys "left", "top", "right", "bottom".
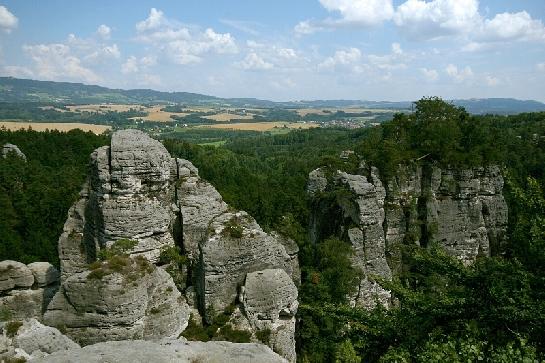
{"left": 445, "top": 64, "right": 473, "bottom": 82}
{"left": 479, "top": 11, "right": 545, "bottom": 42}
{"left": 394, "top": 0, "right": 481, "bottom": 40}
{"left": 298, "top": 0, "right": 545, "bottom": 49}
{"left": 420, "top": 67, "right": 439, "bottom": 81}
{"left": 97, "top": 24, "right": 111, "bottom": 39}
{"left": 23, "top": 43, "right": 100, "bottom": 83}
{"left": 136, "top": 8, "right": 165, "bottom": 32}
{"left": 135, "top": 8, "right": 238, "bottom": 65}
{"left": 238, "top": 52, "right": 273, "bottom": 70}
{"left": 0, "top": 5, "right": 17, "bottom": 33}
{"left": 318, "top": 0, "right": 395, "bottom": 26}
{"left": 121, "top": 56, "right": 139, "bottom": 74}
{"left": 121, "top": 55, "right": 158, "bottom": 74}
{"left": 319, "top": 48, "right": 362, "bottom": 69}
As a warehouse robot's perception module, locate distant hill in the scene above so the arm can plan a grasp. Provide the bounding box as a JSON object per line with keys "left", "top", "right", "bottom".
{"left": 1, "top": 77, "right": 544, "bottom": 115}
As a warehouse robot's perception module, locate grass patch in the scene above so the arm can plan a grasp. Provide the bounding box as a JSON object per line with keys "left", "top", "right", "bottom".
{"left": 182, "top": 305, "right": 250, "bottom": 343}
{"left": 222, "top": 217, "right": 244, "bottom": 239}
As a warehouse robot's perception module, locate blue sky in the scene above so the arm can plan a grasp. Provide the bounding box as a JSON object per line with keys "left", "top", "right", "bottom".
{"left": 0, "top": 0, "right": 544, "bottom": 101}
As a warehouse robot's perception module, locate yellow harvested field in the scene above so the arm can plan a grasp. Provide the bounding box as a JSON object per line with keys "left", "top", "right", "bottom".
{"left": 66, "top": 104, "right": 140, "bottom": 113}
{"left": 203, "top": 113, "right": 255, "bottom": 122}
{"left": 138, "top": 106, "right": 181, "bottom": 122}
{"left": 0, "top": 122, "right": 110, "bottom": 135}
{"left": 201, "top": 122, "right": 318, "bottom": 131}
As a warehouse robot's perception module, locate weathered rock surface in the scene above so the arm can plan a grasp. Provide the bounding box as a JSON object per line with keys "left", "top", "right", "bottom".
{"left": 242, "top": 269, "right": 298, "bottom": 362}
{"left": 2, "top": 143, "right": 26, "bottom": 161}
{"left": 44, "top": 261, "right": 189, "bottom": 346}
{"left": 0, "top": 319, "right": 78, "bottom": 361}
{"left": 27, "top": 263, "right": 59, "bottom": 288}
{"left": 0, "top": 261, "right": 59, "bottom": 321}
{"left": 0, "top": 261, "right": 34, "bottom": 291}
{"left": 307, "top": 161, "right": 508, "bottom": 308}
{"left": 13, "top": 318, "right": 79, "bottom": 355}
{"left": 197, "top": 211, "right": 297, "bottom": 319}
{"left": 33, "top": 339, "right": 287, "bottom": 363}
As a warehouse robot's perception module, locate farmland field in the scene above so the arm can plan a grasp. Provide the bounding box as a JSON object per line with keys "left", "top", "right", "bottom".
{"left": 0, "top": 121, "right": 111, "bottom": 134}
{"left": 203, "top": 112, "right": 255, "bottom": 122}
{"left": 200, "top": 121, "right": 318, "bottom": 131}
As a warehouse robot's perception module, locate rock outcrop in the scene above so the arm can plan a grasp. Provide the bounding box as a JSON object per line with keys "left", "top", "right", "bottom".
{"left": 0, "top": 319, "right": 78, "bottom": 361}
{"left": 308, "top": 160, "right": 508, "bottom": 308}
{"left": 44, "top": 260, "right": 189, "bottom": 346}
{"left": 46, "top": 129, "right": 299, "bottom": 361}
{"left": 0, "top": 261, "right": 59, "bottom": 321}
{"left": 33, "top": 339, "right": 287, "bottom": 363}
{"left": 2, "top": 143, "right": 26, "bottom": 161}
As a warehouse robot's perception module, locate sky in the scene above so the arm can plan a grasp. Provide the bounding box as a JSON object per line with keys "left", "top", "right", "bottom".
{"left": 0, "top": 0, "right": 544, "bottom": 102}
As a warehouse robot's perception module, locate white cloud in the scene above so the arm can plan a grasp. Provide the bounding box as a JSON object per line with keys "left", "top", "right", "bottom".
{"left": 445, "top": 64, "right": 473, "bottom": 82}
{"left": 220, "top": 19, "right": 260, "bottom": 36}
{"left": 238, "top": 52, "right": 274, "bottom": 70}
{"left": 391, "top": 42, "right": 403, "bottom": 55}
{"left": 294, "top": 20, "right": 323, "bottom": 35}
{"left": 479, "top": 11, "right": 545, "bottom": 42}
{"left": 536, "top": 62, "right": 545, "bottom": 72}
{"left": 394, "top": 0, "right": 481, "bottom": 40}
{"left": 277, "top": 48, "right": 298, "bottom": 60}
{"left": 97, "top": 24, "right": 111, "bottom": 39}
{"left": 135, "top": 9, "right": 238, "bottom": 65}
{"left": 140, "top": 55, "right": 157, "bottom": 67}
{"left": 0, "top": 6, "right": 17, "bottom": 33}
{"left": 136, "top": 8, "right": 165, "bottom": 32}
{"left": 121, "top": 56, "right": 139, "bottom": 74}
{"left": 485, "top": 75, "right": 499, "bottom": 86}
{"left": 203, "top": 28, "right": 238, "bottom": 54}
{"left": 85, "top": 44, "right": 121, "bottom": 62}
{"left": 420, "top": 67, "right": 439, "bottom": 81}
{"left": 318, "top": 0, "right": 395, "bottom": 26}
{"left": 319, "top": 48, "right": 362, "bottom": 69}
{"left": 23, "top": 43, "right": 100, "bottom": 83}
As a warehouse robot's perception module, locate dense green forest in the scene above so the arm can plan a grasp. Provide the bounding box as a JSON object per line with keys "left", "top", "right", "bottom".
{"left": 1, "top": 98, "right": 544, "bottom": 361}
{"left": 0, "top": 129, "right": 108, "bottom": 264}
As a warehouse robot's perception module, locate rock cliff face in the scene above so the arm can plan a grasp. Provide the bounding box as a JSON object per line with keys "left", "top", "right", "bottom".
{"left": 308, "top": 160, "right": 508, "bottom": 308}
{"left": 44, "top": 129, "right": 299, "bottom": 361}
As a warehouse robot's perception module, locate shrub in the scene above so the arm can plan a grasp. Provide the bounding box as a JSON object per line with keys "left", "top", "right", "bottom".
{"left": 5, "top": 320, "right": 23, "bottom": 337}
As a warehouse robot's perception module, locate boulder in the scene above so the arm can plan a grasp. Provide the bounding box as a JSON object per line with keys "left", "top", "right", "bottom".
{"left": 0, "top": 261, "right": 34, "bottom": 292}
{"left": 13, "top": 318, "right": 79, "bottom": 355}
{"left": 27, "top": 263, "right": 59, "bottom": 287}
{"left": 33, "top": 339, "right": 287, "bottom": 363}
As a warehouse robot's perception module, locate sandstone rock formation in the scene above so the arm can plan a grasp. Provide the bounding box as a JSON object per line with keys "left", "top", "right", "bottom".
{"left": 44, "top": 260, "right": 188, "bottom": 346}
{"left": 33, "top": 339, "right": 287, "bottom": 363}
{"left": 0, "top": 261, "right": 59, "bottom": 321}
{"left": 241, "top": 269, "right": 298, "bottom": 362}
{"left": 308, "top": 160, "right": 508, "bottom": 308}
{"left": 0, "top": 318, "right": 78, "bottom": 361}
{"left": 47, "top": 129, "right": 299, "bottom": 361}
{"left": 2, "top": 143, "right": 26, "bottom": 161}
